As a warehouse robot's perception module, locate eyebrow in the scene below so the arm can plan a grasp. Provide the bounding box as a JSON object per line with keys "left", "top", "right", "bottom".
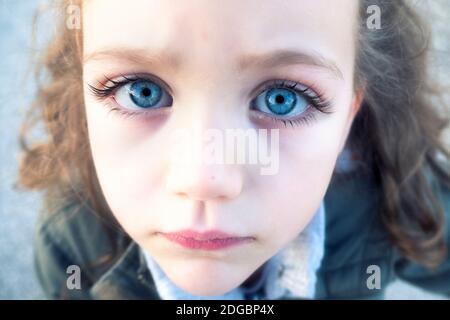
{"left": 83, "top": 47, "right": 182, "bottom": 70}
{"left": 238, "top": 49, "right": 344, "bottom": 80}
{"left": 84, "top": 47, "right": 343, "bottom": 80}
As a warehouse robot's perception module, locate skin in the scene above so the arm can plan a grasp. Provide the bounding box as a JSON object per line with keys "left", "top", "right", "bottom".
{"left": 82, "top": 0, "right": 362, "bottom": 296}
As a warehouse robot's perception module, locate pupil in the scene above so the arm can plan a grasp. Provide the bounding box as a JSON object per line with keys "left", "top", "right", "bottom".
{"left": 142, "top": 88, "right": 151, "bottom": 97}
{"left": 275, "top": 95, "right": 284, "bottom": 104}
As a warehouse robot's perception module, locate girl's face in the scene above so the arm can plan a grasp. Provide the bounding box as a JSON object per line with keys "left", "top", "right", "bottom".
{"left": 83, "top": 0, "right": 361, "bottom": 295}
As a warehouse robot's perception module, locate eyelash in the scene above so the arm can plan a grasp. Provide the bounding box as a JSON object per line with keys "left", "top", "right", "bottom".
{"left": 88, "top": 74, "right": 333, "bottom": 127}
{"left": 88, "top": 75, "right": 167, "bottom": 120}
{"left": 250, "top": 79, "right": 332, "bottom": 127}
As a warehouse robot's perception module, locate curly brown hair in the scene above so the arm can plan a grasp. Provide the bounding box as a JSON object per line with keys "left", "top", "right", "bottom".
{"left": 18, "top": 0, "right": 450, "bottom": 268}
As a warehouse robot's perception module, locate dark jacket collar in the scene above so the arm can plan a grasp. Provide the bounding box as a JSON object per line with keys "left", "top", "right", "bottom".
{"left": 90, "top": 242, "right": 160, "bottom": 299}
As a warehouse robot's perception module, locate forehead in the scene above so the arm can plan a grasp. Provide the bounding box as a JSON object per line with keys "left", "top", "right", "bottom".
{"left": 82, "top": 0, "right": 358, "bottom": 71}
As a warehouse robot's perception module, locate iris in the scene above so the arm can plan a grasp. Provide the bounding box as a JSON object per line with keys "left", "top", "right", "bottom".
{"left": 128, "top": 80, "right": 162, "bottom": 108}
{"left": 264, "top": 88, "right": 297, "bottom": 115}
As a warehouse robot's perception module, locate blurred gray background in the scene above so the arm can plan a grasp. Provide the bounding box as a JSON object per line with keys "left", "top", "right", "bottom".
{"left": 0, "top": 0, "right": 449, "bottom": 299}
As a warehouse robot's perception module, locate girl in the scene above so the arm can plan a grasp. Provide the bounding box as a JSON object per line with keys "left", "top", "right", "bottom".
{"left": 19, "top": 0, "right": 450, "bottom": 299}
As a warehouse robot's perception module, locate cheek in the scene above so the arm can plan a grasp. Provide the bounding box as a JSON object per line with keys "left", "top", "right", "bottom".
{"left": 84, "top": 99, "right": 169, "bottom": 229}
{"left": 256, "top": 109, "right": 350, "bottom": 245}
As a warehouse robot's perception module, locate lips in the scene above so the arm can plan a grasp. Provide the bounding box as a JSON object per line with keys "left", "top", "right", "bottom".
{"left": 160, "top": 229, "right": 253, "bottom": 250}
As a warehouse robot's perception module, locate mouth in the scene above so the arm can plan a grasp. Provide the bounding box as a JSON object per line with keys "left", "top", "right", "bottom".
{"left": 158, "top": 229, "right": 255, "bottom": 250}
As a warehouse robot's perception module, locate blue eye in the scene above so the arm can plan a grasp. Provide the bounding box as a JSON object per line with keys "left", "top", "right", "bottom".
{"left": 252, "top": 84, "right": 311, "bottom": 118}
{"left": 88, "top": 76, "right": 331, "bottom": 123}
{"left": 129, "top": 80, "right": 162, "bottom": 108}
{"left": 264, "top": 88, "right": 298, "bottom": 115}
{"left": 114, "top": 79, "right": 172, "bottom": 110}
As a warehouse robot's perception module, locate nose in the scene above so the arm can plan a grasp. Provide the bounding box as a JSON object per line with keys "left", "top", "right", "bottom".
{"left": 166, "top": 159, "right": 243, "bottom": 202}
{"left": 165, "top": 102, "right": 245, "bottom": 202}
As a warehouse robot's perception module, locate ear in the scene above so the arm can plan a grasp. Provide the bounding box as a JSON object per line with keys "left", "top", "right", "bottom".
{"left": 339, "top": 88, "right": 364, "bottom": 152}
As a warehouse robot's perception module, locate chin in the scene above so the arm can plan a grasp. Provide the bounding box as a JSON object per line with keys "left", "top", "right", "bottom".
{"left": 174, "top": 276, "right": 243, "bottom": 297}
{"left": 162, "top": 259, "right": 249, "bottom": 297}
